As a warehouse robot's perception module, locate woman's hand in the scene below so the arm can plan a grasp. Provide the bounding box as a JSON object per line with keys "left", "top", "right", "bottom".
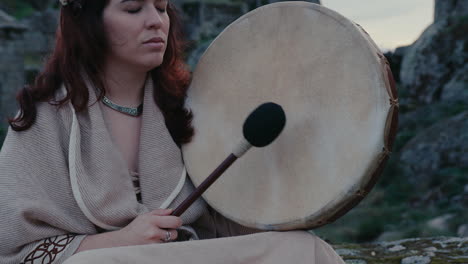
{"left": 116, "top": 208, "right": 182, "bottom": 246}
{"left": 75, "top": 209, "right": 182, "bottom": 254}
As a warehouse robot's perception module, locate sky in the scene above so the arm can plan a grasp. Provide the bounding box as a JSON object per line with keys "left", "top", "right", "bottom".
{"left": 321, "top": 0, "right": 434, "bottom": 51}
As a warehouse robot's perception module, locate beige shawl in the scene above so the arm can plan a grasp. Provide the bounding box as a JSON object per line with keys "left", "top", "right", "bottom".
{"left": 0, "top": 75, "right": 344, "bottom": 264}
{"left": 0, "top": 75, "right": 206, "bottom": 263}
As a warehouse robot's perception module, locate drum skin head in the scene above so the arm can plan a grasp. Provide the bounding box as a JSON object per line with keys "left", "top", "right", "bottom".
{"left": 182, "top": 2, "right": 398, "bottom": 230}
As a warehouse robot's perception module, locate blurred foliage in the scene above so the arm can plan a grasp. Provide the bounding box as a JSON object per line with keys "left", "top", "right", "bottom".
{"left": 315, "top": 163, "right": 467, "bottom": 243}
{"left": 0, "top": 0, "right": 35, "bottom": 19}
{"left": 0, "top": 0, "right": 58, "bottom": 19}
{"left": 0, "top": 127, "right": 6, "bottom": 146}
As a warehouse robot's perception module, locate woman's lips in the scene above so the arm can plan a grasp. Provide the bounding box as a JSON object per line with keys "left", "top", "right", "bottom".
{"left": 143, "top": 37, "right": 165, "bottom": 49}
{"left": 144, "top": 42, "right": 164, "bottom": 49}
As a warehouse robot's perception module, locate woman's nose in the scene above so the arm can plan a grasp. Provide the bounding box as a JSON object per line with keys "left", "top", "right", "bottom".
{"left": 145, "top": 7, "right": 164, "bottom": 29}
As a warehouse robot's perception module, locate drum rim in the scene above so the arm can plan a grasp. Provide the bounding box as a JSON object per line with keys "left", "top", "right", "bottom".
{"left": 184, "top": 2, "right": 399, "bottom": 230}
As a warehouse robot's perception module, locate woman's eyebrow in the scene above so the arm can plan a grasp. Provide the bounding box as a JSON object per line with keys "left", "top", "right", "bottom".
{"left": 120, "top": 0, "right": 143, "bottom": 3}
{"left": 120, "top": 0, "right": 167, "bottom": 3}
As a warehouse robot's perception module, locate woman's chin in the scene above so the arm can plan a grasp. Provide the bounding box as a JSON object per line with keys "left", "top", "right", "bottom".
{"left": 137, "top": 60, "right": 163, "bottom": 72}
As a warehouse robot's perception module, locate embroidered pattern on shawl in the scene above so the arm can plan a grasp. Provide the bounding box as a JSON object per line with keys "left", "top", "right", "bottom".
{"left": 20, "top": 235, "right": 76, "bottom": 264}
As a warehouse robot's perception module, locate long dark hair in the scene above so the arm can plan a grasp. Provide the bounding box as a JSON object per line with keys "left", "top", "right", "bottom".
{"left": 9, "top": 0, "right": 194, "bottom": 146}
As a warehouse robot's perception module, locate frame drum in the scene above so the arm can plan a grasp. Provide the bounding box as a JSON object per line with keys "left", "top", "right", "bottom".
{"left": 182, "top": 2, "right": 398, "bottom": 230}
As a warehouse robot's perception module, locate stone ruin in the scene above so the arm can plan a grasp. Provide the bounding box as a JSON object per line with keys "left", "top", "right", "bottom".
{"left": 0, "top": 7, "right": 58, "bottom": 139}
{"left": 0, "top": 9, "right": 26, "bottom": 137}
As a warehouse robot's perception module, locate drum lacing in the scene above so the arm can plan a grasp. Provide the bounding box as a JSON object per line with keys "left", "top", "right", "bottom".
{"left": 389, "top": 98, "right": 399, "bottom": 107}
{"left": 382, "top": 146, "right": 392, "bottom": 156}
{"left": 356, "top": 190, "right": 368, "bottom": 198}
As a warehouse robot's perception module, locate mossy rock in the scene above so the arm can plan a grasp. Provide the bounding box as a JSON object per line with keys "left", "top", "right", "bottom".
{"left": 334, "top": 237, "right": 468, "bottom": 264}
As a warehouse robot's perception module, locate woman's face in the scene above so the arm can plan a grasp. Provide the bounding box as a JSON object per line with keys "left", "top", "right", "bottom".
{"left": 102, "top": 0, "right": 170, "bottom": 72}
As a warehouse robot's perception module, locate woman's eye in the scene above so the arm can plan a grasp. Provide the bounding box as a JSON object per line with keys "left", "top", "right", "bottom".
{"left": 156, "top": 6, "right": 167, "bottom": 13}
{"left": 155, "top": 2, "right": 167, "bottom": 13}
{"left": 127, "top": 8, "right": 142, "bottom": 14}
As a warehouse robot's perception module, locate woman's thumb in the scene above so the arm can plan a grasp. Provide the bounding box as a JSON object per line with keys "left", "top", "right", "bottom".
{"left": 151, "top": 208, "right": 173, "bottom": 215}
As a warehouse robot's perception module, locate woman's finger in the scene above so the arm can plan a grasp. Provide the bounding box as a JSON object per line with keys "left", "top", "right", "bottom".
{"left": 158, "top": 229, "right": 178, "bottom": 243}
{"left": 152, "top": 215, "right": 182, "bottom": 229}
{"left": 150, "top": 208, "right": 172, "bottom": 216}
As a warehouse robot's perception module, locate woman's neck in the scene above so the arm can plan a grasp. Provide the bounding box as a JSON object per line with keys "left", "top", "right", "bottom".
{"left": 102, "top": 61, "right": 147, "bottom": 107}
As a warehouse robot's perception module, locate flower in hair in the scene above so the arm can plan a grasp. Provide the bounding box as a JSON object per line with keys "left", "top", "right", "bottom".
{"left": 59, "top": 0, "right": 73, "bottom": 6}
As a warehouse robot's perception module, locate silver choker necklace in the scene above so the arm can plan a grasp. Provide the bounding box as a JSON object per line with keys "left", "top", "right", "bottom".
{"left": 102, "top": 96, "right": 143, "bottom": 117}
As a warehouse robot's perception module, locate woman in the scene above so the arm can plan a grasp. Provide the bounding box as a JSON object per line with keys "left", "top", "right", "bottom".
{"left": 0, "top": 0, "right": 345, "bottom": 263}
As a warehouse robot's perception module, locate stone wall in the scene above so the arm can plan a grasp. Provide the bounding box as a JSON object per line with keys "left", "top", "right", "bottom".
{"left": 0, "top": 10, "right": 26, "bottom": 137}
{"left": 21, "top": 8, "right": 59, "bottom": 83}
{"left": 0, "top": 7, "right": 58, "bottom": 137}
